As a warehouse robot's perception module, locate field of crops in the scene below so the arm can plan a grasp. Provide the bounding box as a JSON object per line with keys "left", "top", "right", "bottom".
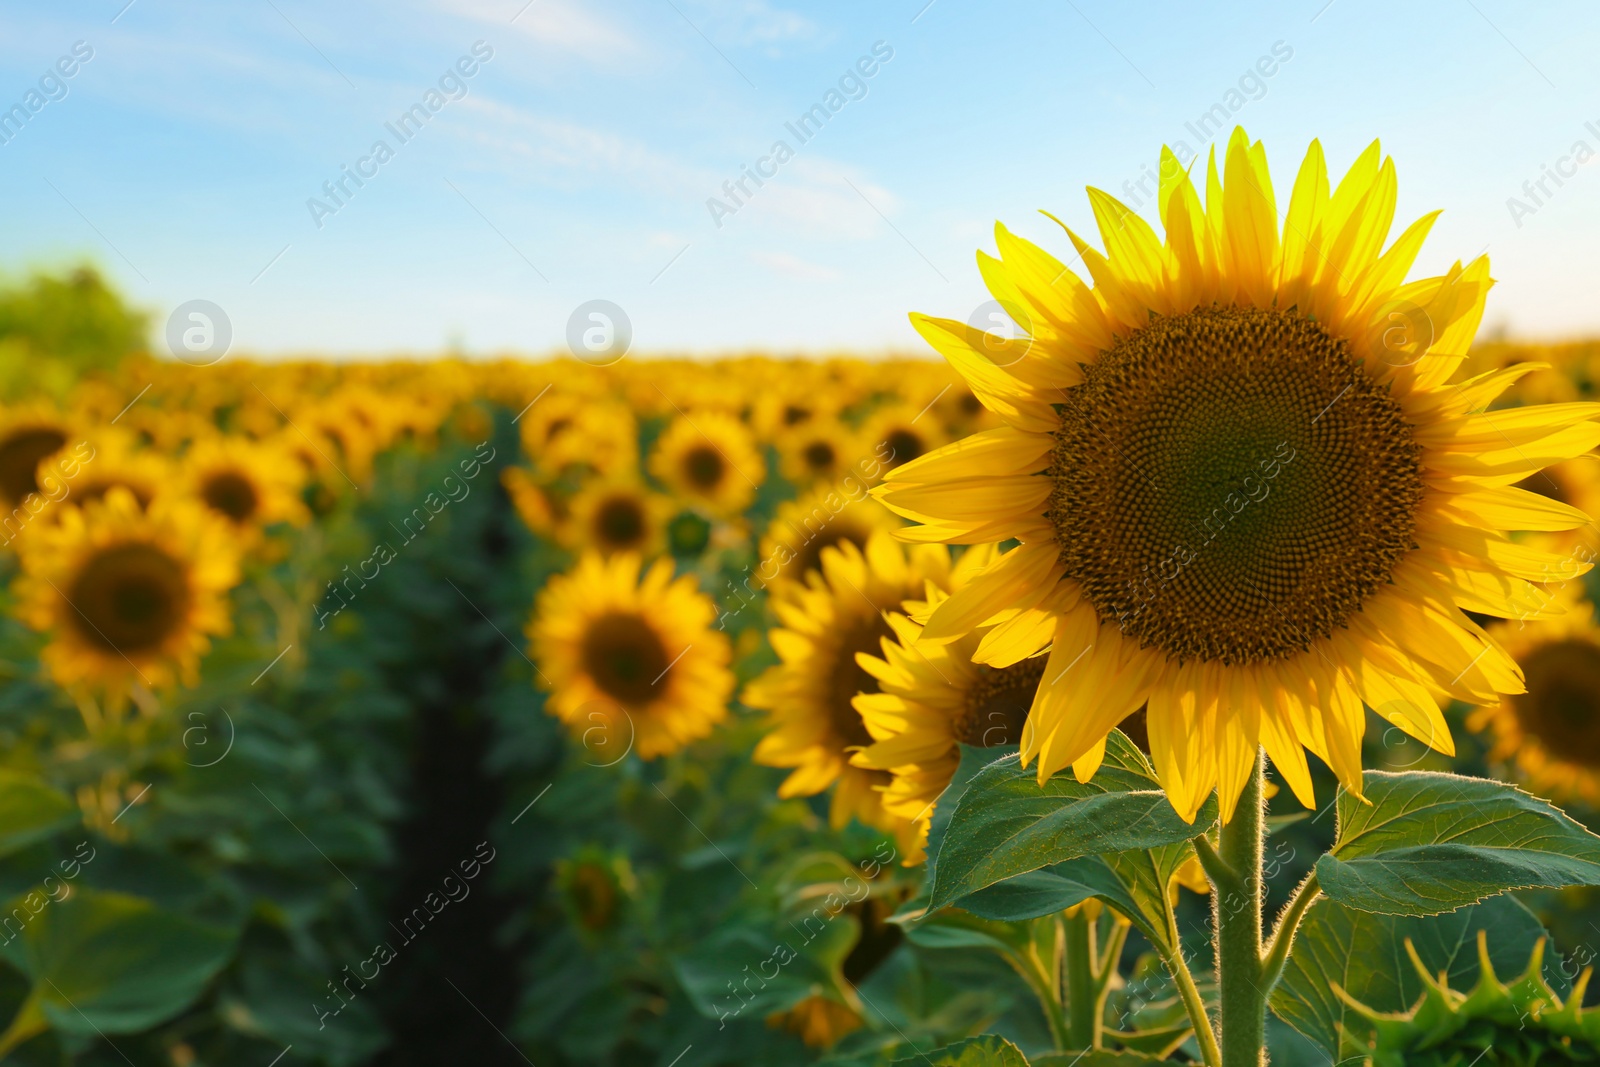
{"left": 6, "top": 249, "right": 1600, "bottom": 1067}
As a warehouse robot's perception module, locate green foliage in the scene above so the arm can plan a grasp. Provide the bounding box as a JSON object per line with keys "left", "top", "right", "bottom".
{"left": 0, "top": 889, "right": 238, "bottom": 1055}
{"left": 1271, "top": 893, "right": 1565, "bottom": 1055}
{"left": 1317, "top": 770, "right": 1600, "bottom": 916}
{"left": 1334, "top": 933, "right": 1600, "bottom": 1067}
{"left": 0, "top": 267, "right": 148, "bottom": 398}
{"left": 927, "top": 733, "right": 1216, "bottom": 913}
{"left": 0, "top": 772, "right": 76, "bottom": 858}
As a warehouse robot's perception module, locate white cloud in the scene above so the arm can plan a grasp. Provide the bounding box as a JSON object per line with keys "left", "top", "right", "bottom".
{"left": 430, "top": 0, "right": 642, "bottom": 64}
{"left": 750, "top": 249, "right": 839, "bottom": 281}
{"left": 687, "top": 0, "right": 817, "bottom": 46}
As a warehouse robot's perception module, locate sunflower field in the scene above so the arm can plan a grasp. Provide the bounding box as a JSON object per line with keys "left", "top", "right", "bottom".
{"left": 8, "top": 130, "right": 1600, "bottom": 1067}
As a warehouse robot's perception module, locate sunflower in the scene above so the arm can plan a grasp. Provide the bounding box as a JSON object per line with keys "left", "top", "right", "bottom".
{"left": 850, "top": 544, "right": 1051, "bottom": 861}
{"left": 757, "top": 485, "right": 901, "bottom": 589}
{"left": 558, "top": 476, "right": 672, "bottom": 558}
{"left": 860, "top": 401, "right": 945, "bottom": 475}
{"left": 776, "top": 419, "right": 861, "bottom": 488}
{"left": 64, "top": 430, "right": 172, "bottom": 512}
{"left": 181, "top": 435, "right": 310, "bottom": 539}
{"left": 647, "top": 412, "right": 765, "bottom": 516}
{"left": 872, "top": 128, "right": 1600, "bottom": 822}
{"left": 501, "top": 466, "right": 564, "bottom": 539}
{"left": 767, "top": 995, "right": 863, "bottom": 1049}
{"left": 0, "top": 403, "right": 74, "bottom": 509}
{"left": 745, "top": 532, "right": 952, "bottom": 834}
{"left": 1469, "top": 590, "right": 1600, "bottom": 804}
{"left": 14, "top": 487, "right": 240, "bottom": 703}
{"left": 530, "top": 552, "right": 732, "bottom": 760}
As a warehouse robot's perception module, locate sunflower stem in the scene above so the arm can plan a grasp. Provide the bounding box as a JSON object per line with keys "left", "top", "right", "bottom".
{"left": 1214, "top": 748, "right": 1267, "bottom": 1066}
{"left": 1063, "top": 909, "right": 1098, "bottom": 1048}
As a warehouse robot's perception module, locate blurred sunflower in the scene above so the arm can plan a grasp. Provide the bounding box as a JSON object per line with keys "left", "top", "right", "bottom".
{"left": 530, "top": 552, "right": 732, "bottom": 760}
{"left": 0, "top": 403, "right": 73, "bottom": 508}
{"left": 558, "top": 476, "right": 672, "bottom": 558}
{"left": 501, "top": 466, "right": 564, "bottom": 539}
{"left": 1469, "top": 591, "right": 1600, "bottom": 804}
{"left": 745, "top": 532, "right": 951, "bottom": 834}
{"left": 66, "top": 430, "right": 171, "bottom": 512}
{"left": 776, "top": 419, "right": 859, "bottom": 487}
{"left": 768, "top": 995, "right": 863, "bottom": 1049}
{"left": 861, "top": 401, "right": 944, "bottom": 474}
{"left": 758, "top": 485, "right": 901, "bottom": 589}
{"left": 182, "top": 436, "right": 310, "bottom": 539}
{"left": 874, "top": 128, "right": 1600, "bottom": 821}
{"left": 648, "top": 412, "right": 764, "bottom": 516}
{"left": 850, "top": 545, "right": 1045, "bottom": 861}
{"left": 14, "top": 488, "right": 239, "bottom": 704}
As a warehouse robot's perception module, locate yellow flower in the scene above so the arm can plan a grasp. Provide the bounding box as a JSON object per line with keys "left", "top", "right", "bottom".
{"left": 851, "top": 544, "right": 1045, "bottom": 862}
{"left": 182, "top": 435, "right": 310, "bottom": 540}
{"left": 757, "top": 484, "right": 902, "bottom": 590}
{"left": 0, "top": 402, "right": 75, "bottom": 509}
{"left": 776, "top": 418, "right": 862, "bottom": 488}
{"left": 530, "top": 552, "right": 732, "bottom": 760}
{"left": 766, "top": 995, "right": 863, "bottom": 1048}
{"left": 501, "top": 466, "right": 564, "bottom": 538}
{"left": 745, "top": 532, "right": 952, "bottom": 835}
{"left": 14, "top": 488, "right": 240, "bottom": 705}
{"left": 873, "top": 128, "right": 1600, "bottom": 821}
{"left": 647, "top": 412, "right": 765, "bottom": 516}
{"left": 558, "top": 476, "right": 672, "bottom": 558}
{"left": 861, "top": 401, "right": 945, "bottom": 476}
{"left": 1470, "top": 589, "right": 1600, "bottom": 805}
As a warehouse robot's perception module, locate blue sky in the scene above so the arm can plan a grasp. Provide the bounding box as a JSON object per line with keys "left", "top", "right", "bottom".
{"left": 1, "top": 0, "right": 1598, "bottom": 358}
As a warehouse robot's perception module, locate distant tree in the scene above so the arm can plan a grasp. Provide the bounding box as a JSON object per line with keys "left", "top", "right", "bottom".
{"left": 0, "top": 265, "right": 148, "bottom": 398}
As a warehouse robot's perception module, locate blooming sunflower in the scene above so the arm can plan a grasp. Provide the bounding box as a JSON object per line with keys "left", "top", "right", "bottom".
{"left": 64, "top": 430, "right": 172, "bottom": 512}
{"left": 647, "top": 412, "right": 765, "bottom": 516}
{"left": 530, "top": 552, "right": 732, "bottom": 760}
{"left": 14, "top": 487, "right": 240, "bottom": 704}
{"left": 1513, "top": 454, "right": 1600, "bottom": 556}
{"left": 1468, "top": 589, "right": 1600, "bottom": 805}
{"left": 558, "top": 476, "right": 672, "bottom": 558}
{"left": 0, "top": 403, "right": 74, "bottom": 509}
{"left": 872, "top": 128, "right": 1600, "bottom": 822}
{"left": 757, "top": 485, "right": 902, "bottom": 589}
{"left": 850, "top": 544, "right": 1052, "bottom": 861}
{"left": 861, "top": 401, "right": 944, "bottom": 475}
{"left": 745, "top": 532, "right": 952, "bottom": 834}
{"left": 182, "top": 435, "right": 310, "bottom": 539}
{"left": 776, "top": 419, "right": 861, "bottom": 488}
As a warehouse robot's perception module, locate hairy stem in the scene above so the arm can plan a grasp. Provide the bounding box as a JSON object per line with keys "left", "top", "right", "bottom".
{"left": 1215, "top": 748, "right": 1267, "bottom": 1066}
{"left": 1063, "top": 909, "right": 1098, "bottom": 1048}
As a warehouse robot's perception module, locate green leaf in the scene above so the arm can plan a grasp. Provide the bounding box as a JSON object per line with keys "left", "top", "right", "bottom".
{"left": 1033, "top": 1051, "right": 1159, "bottom": 1065}
{"left": 929, "top": 734, "right": 1214, "bottom": 912}
{"left": 891, "top": 1035, "right": 1028, "bottom": 1066}
{"left": 0, "top": 888, "right": 238, "bottom": 1038}
{"left": 1315, "top": 770, "right": 1600, "bottom": 915}
{"left": 673, "top": 921, "right": 855, "bottom": 1021}
{"left": 0, "top": 773, "right": 76, "bottom": 859}
{"left": 1271, "top": 893, "right": 1565, "bottom": 1056}
{"left": 924, "top": 744, "right": 1018, "bottom": 891}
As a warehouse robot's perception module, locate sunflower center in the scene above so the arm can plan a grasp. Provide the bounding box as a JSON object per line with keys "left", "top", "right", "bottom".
{"left": 1512, "top": 638, "right": 1600, "bottom": 768}
{"left": 67, "top": 541, "right": 192, "bottom": 654}
{"left": 803, "top": 441, "right": 836, "bottom": 473}
{"left": 580, "top": 612, "right": 672, "bottom": 705}
{"left": 683, "top": 446, "right": 725, "bottom": 490}
{"left": 1049, "top": 306, "right": 1423, "bottom": 665}
{"left": 883, "top": 429, "right": 924, "bottom": 468}
{"left": 0, "top": 427, "right": 68, "bottom": 504}
{"left": 828, "top": 614, "right": 895, "bottom": 750}
{"left": 953, "top": 657, "right": 1046, "bottom": 747}
{"left": 783, "top": 404, "right": 811, "bottom": 427}
{"left": 594, "top": 495, "right": 646, "bottom": 549}
{"left": 201, "top": 470, "right": 261, "bottom": 522}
